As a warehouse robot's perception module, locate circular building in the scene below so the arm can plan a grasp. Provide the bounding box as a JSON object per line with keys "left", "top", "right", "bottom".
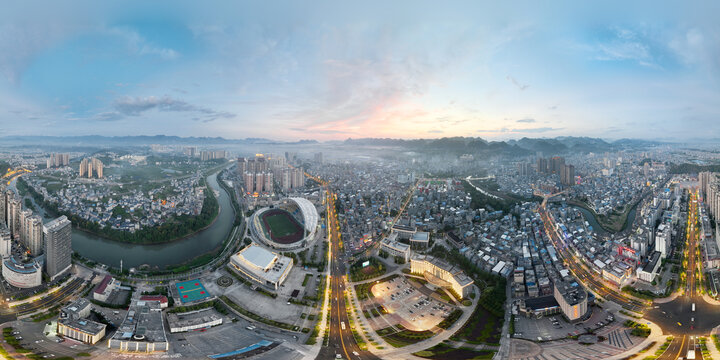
{"left": 249, "top": 197, "right": 319, "bottom": 250}
{"left": 2, "top": 255, "right": 42, "bottom": 288}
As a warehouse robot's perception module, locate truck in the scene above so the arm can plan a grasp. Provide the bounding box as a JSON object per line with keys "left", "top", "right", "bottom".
{"left": 687, "top": 349, "right": 696, "bottom": 359}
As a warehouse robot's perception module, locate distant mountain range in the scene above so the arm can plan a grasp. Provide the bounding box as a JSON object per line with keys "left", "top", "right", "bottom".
{"left": 0, "top": 135, "right": 318, "bottom": 146}
{"left": 0, "top": 135, "right": 667, "bottom": 156}
{"left": 343, "top": 136, "right": 668, "bottom": 156}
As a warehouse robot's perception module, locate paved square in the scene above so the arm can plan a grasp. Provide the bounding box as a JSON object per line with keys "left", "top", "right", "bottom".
{"left": 371, "top": 276, "right": 454, "bottom": 331}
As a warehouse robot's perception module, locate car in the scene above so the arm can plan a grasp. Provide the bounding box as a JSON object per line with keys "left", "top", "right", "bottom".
{"left": 336, "top": 354, "right": 343, "bottom": 359}
{"left": 353, "top": 351, "right": 360, "bottom": 356}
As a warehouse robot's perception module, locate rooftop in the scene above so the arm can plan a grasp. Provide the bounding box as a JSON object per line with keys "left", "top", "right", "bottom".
{"left": 230, "top": 244, "right": 293, "bottom": 284}
{"left": 235, "top": 244, "right": 277, "bottom": 271}
{"left": 167, "top": 308, "right": 222, "bottom": 329}
{"left": 111, "top": 300, "right": 167, "bottom": 344}
{"left": 60, "top": 318, "right": 106, "bottom": 336}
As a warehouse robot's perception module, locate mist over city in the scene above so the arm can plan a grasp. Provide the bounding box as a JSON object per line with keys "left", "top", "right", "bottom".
{"left": 0, "top": 2, "right": 719, "bottom": 360}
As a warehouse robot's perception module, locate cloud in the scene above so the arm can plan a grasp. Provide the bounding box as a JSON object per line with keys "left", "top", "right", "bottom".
{"left": 105, "top": 95, "right": 235, "bottom": 122}
{"left": 109, "top": 27, "right": 180, "bottom": 60}
{"left": 428, "top": 130, "right": 444, "bottom": 134}
{"left": 516, "top": 118, "right": 536, "bottom": 123}
{"left": 584, "top": 27, "right": 659, "bottom": 68}
{"left": 506, "top": 75, "right": 529, "bottom": 90}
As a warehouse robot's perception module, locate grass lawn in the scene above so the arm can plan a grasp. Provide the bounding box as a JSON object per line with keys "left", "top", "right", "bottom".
{"left": 414, "top": 343, "right": 495, "bottom": 360}
{"left": 451, "top": 304, "right": 502, "bottom": 345}
{"left": 381, "top": 327, "right": 435, "bottom": 348}
{"left": 266, "top": 212, "right": 301, "bottom": 237}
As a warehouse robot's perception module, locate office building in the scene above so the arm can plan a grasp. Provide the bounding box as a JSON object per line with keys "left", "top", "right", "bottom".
{"left": 58, "top": 299, "right": 106, "bottom": 344}
{"left": 380, "top": 232, "right": 411, "bottom": 262}
{"left": 410, "top": 254, "right": 474, "bottom": 299}
{"left": 44, "top": 216, "right": 73, "bottom": 280}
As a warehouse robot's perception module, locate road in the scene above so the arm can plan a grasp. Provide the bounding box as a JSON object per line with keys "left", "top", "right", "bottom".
{"left": 311, "top": 177, "right": 380, "bottom": 360}
{"left": 538, "top": 207, "right": 648, "bottom": 312}
{"left": 656, "top": 335, "right": 688, "bottom": 360}
{"left": 1, "top": 277, "right": 85, "bottom": 317}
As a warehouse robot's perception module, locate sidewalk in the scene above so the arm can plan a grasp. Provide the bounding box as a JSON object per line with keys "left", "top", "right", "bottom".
{"left": 346, "top": 278, "right": 392, "bottom": 351}
{"left": 707, "top": 325, "right": 720, "bottom": 359}
{"left": 605, "top": 311, "right": 665, "bottom": 360}
{"left": 300, "top": 247, "right": 332, "bottom": 360}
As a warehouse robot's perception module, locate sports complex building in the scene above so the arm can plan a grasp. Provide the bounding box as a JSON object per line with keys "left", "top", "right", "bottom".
{"left": 229, "top": 244, "right": 293, "bottom": 291}
{"left": 248, "top": 197, "right": 319, "bottom": 250}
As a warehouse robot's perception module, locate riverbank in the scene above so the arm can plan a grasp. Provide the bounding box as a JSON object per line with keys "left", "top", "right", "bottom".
{"left": 568, "top": 198, "right": 639, "bottom": 234}
{"left": 24, "top": 170, "right": 223, "bottom": 245}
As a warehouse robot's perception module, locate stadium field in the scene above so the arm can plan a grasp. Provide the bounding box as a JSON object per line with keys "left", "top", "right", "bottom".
{"left": 261, "top": 209, "right": 304, "bottom": 244}
{"left": 266, "top": 212, "right": 301, "bottom": 237}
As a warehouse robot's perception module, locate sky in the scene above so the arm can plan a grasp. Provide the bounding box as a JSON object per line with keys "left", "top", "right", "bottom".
{"left": 1, "top": 1, "right": 719, "bottom": 141}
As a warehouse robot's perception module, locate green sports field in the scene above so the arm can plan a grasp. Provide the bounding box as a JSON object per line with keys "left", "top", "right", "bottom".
{"left": 265, "top": 212, "right": 301, "bottom": 237}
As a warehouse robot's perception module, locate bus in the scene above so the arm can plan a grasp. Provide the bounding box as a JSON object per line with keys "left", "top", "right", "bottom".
{"left": 341, "top": 321, "right": 346, "bottom": 330}
{"left": 687, "top": 349, "right": 696, "bottom": 359}
{"left": 692, "top": 303, "right": 695, "bottom": 312}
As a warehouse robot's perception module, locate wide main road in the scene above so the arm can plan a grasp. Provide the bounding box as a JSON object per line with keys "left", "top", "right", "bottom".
{"left": 313, "top": 178, "right": 379, "bottom": 360}
{"left": 539, "top": 208, "right": 648, "bottom": 312}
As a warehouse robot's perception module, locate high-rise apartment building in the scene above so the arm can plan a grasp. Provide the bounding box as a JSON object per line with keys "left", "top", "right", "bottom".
{"left": 200, "top": 150, "right": 226, "bottom": 161}
{"left": 9, "top": 197, "right": 22, "bottom": 240}
{"left": 561, "top": 164, "right": 575, "bottom": 186}
{"left": 3, "top": 189, "right": 13, "bottom": 226}
{"left": 536, "top": 158, "right": 548, "bottom": 174}
{"left": 26, "top": 215, "right": 44, "bottom": 255}
{"left": 0, "top": 186, "right": 6, "bottom": 228}
{"left": 550, "top": 156, "right": 565, "bottom": 174}
{"left": 518, "top": 162, "right": 532, "bottom": 176}
{"left": 79, "top": 157, "right": 103, "bottom": 179}
{"left": 44, "top": 216, "right": 73, "bottom": 280}
{"left": 0, "top": 225, "right": 11, "bottom": 258}
{"left": 47, "top": 153, "right": 70, "bottom": 168}
{"left": 19, "top": 209, "right": 32, "bottom": 244}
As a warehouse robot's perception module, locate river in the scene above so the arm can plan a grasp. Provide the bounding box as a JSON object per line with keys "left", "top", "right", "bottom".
{"left": 26, "top": 171, "right": 234, "bottom": 270}
{"left": 572, "top": 201, "right": 639, "bottom": 235}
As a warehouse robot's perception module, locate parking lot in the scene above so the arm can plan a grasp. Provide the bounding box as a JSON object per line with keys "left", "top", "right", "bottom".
{"left": 514, "top": 307, "right": 615, "bottom": 341}
{"left": 10, "top": 320, "right": 93, "bottom": 359}
{"left": 371, "top": 276, "right": 454, "bottom": 331}
{"left": 166, "top": 317, "right": 303, "bottom": 359}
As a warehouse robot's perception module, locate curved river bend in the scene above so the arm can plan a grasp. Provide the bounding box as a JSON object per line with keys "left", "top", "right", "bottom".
{"left": 36, "top": 172, "right": 234, "bottom": 269}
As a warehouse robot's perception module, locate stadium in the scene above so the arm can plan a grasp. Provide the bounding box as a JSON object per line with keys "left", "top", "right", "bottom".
{"left": 249, "top": 197, "right": 319, "bottom": 250}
